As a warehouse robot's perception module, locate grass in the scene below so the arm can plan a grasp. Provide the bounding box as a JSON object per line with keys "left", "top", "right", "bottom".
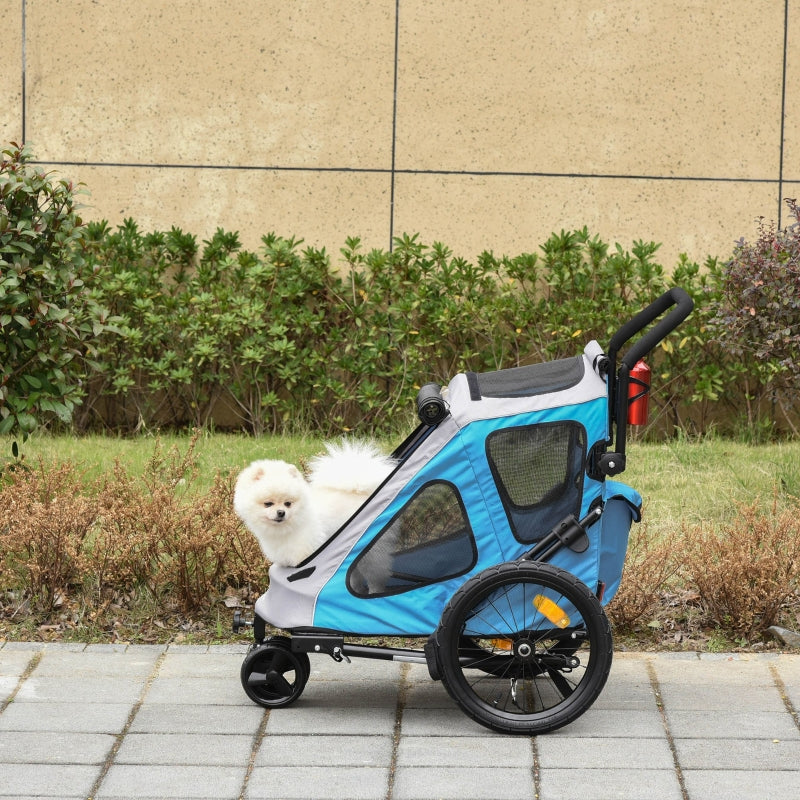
{"left": 2, "top": 431, "right": 328, "bottom": 490}
{"left": 8, "top": 432, "right": 800, "bottom": 527}
{"left": 625, "top": 438, "right": 800, "bottom": 538}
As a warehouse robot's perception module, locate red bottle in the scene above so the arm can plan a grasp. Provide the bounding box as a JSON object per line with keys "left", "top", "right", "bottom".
{"left": 627, "top": 359, "right": 651, "bottom": 425}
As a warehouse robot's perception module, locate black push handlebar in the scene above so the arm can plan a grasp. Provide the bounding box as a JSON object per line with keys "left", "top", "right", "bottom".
{"left": 595, "top": 287, "right": 694, "bottom": 478}
{"left": 607, "top": 286, "right": 694, "bottom": 370}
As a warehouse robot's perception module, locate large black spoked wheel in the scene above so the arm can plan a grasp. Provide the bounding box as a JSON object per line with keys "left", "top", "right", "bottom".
{"left": 432, "top": 561, "right": 613, "bottom": 735}
{"left": 240, "top": 636, "right": 311, "bottom": 708}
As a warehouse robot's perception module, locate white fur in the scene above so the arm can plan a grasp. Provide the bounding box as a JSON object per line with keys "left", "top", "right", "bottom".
{"left": 307, "top": 439, "right": 397, "bottom": 537}
{"left": 233, "top": 440, "right": 397, "bottom": 568}
{"left": 233, "top": 459, "right": 326, "bottom": 567}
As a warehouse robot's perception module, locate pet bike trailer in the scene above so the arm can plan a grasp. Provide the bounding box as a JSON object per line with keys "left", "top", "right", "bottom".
{"left": 233, "top": 287, "right": 694, "bottom": 735}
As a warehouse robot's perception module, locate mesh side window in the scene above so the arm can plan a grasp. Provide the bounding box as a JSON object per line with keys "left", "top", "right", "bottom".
{"left": 348, "top": 481, "right": 477, "bottom": 598}
{"left": 486, "top": 422, "right": 586, "bottom": 544}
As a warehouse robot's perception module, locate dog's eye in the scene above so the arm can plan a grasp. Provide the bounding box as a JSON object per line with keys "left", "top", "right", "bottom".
{"left": 284, "top": 502, "right": 292, "bottom": 508}
{"left": 264, "top": 501, "right": 274, "bottom": 508}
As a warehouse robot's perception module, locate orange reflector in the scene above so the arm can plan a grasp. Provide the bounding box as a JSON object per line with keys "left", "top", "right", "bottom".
{"left": 490, "top": 638, "right": 513, "bottom": 651}
{"left": 533, "top": 594, "right": 570, "bottom": 628}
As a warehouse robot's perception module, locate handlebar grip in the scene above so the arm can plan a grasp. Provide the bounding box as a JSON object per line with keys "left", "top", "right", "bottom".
{"left": 608, "top": 287, "right": 694, "bottom": 368}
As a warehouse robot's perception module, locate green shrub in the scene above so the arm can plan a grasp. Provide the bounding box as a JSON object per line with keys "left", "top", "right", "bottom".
{"left": 712, "top": 198, "right": 800, "bottom": 436}
{"left": 0, "top": 143, "right": 115, "bottom": 439}
{"left": 8, "top": 133, "right": 791, "bottom": 441}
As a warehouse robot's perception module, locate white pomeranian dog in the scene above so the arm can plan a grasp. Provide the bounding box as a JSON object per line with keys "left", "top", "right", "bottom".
{"left": 233, "top": 440, "right": 396, "bottom": 567}
{"left": 233, "top": 459, "right": 325, "bottom": 568}
{"left": 307, "top": 439, "right": 397, "bottom": 537}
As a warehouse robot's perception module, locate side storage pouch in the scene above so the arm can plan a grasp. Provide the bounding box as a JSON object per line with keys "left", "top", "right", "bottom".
{"left": 597, "top": 480, "right": 642, "bottom": 606}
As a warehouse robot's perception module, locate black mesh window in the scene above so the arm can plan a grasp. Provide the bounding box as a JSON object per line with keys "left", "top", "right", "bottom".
{"left": 486, "top": 422, "right": 586, "bottom": 544}
{"left": 348, "top": 481, "right": 477, "bottom": 598}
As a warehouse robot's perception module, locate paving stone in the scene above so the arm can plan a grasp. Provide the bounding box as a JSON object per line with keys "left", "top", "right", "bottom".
{"left": 129, "top": 703, "right": 264, "bottom": 735}
{"left": 537, "top": 736, "right": 674, "bottom": 770}
{"left": 396, "top": 735, "right": 532, "bottom": 767}
{"left": 32, "top": 649, "right": 160, "bottom": 678}
{"left": 538, "top": 768, "right": 683, "bottom": 800}
{"left": 392, "top": 766, "right": 534, "bottom": 800}
{"left": 0, "top": 730, "right": 115, "bottom": 764}
{"left": 114, "top": 732, "right": 254, "bottom": 766}
{"left": 398, "top": 706, "right": 494, "bottom": 737}
{"left": 665, "top": 710, "right": 800, "bottom": 740}
{"left": 246, "top": 765, "right": 390, "bottom": 800}
{"left": 96, "top": 764, "right": 246, "bottom": 799}
{"left": 0, "top": 763, "right": 99, "bottom": 797}
{"left": 0, "top": 677, "right": 18, "bottom": 703}
{"left": 656, "top": 682, "right": 787, "bottom": 713}
{"left": 265, "top": 703, "right": 396, "bottom": 736}
{"left": 157, "top": 652, "right": 245, "bottom": 679}
{"left": 0, "top": 700, "right": 133, "bottom": 733}
{"left": 256, "top": 733, "right": 393, "bottom": 767}
{"left": 674, "top": 737, "right": 800, "bottom": 770}
{"left": 682, "top": 769, "right": 800, "bottom": 799}
{"left": 547, "top": 708, "right": 666, "bottom": 739}
{"left": 0, "top": 650, "right": 37, "bottom": 677}
{"left": 144, "top": 676, "right": 251, "bottom": 706}
{"left": 15, "top": 676, "right": 145, "bottom": 705}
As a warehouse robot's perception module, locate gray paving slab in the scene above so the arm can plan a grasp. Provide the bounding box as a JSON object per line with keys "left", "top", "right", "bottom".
{"left": 15, "top": 676, "right": 146, "bottom": 705}
{"left": 96, "top": 764, "right": 247, "bottom": 800}
{"left": 144, "top": 676, "right": 252, "bottom": 705}
{"left": 538, "top": 768, "right": 684, "bottom": 800}
{"left": 1, "top": 644, "right": 799, "bottom": 800}
{"left": 128, "top": 703, "right": 264, "bottom": 735}
{"left": 114, "top": 732, "right": 255, "bottom": 766}
{"left": 396, "top": 735, "right": 532, "bottom": 767}
{"left": 256, "top": 733, "right": 393, "bottom": 767}
{"left": 0, "top": 649, "right": 35, "bottom": 676}
{"left": 0, "top": 677, "right": 18, "bottom": 703}
{"left": 537, "top": 736, "right": 674, "bottom": 769}
{"left": 246, "top": 765, "right": 390, "bottom": 800}
{"left": 0, "top": 730, "right": 115, "bottom": 764}
{"left": 547, "top": 707, "right": 667, "bottom": 738}
{"left": 0, "top": 763, "right": 99, "bottom": 798}
{"left": 32, "top": 648, "right": 161, "bottom": 677}
{"left": 673, "top": 737, "right": 800, "bottom": 770}
{"left": 665, "top": 709, "right": 800, "bottom": 740}
{"left": 264, "top": 702, "right": 397, "bottom": 736}
{"left": 156, "top": 652, "right": 244, "bottom": 678}
{"left": 656, "top": 681, "right": 787, "bottom": 712}
{"left": 0, "top": 700, "right": 134, "bottom": 733}
{"left": 392, "top": 766, "right": 535, "bottom": 800}
{"left": 681, "top": 769, "right": 800, "bottom": 799}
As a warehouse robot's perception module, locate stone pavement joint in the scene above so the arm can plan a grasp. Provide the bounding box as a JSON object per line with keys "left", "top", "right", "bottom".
{"left": 238, "top": 706, "right": 270, "bottom": 800}
{"left": 85, "top": 649, "right": 167, "bottom": 800}
{"left": 0, "top": 650, "right": 41, "bottom": 715}
{"left": 769, "top": 661, "right": 800, "bottom": 735}
{"left": 646, "top": 657, "right": 688, "bottom": 800}
{"left": 385, "top": 661, "right": 410, "bottom": 800}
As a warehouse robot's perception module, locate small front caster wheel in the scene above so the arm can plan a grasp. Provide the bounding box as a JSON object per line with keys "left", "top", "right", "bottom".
{"left": 240, "top": 636, "right": 311, "bottom": 708}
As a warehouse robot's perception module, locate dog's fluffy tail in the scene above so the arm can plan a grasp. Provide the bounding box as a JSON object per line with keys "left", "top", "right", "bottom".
{"left": 307, "top": 438, "right": 396, "bottom": 495}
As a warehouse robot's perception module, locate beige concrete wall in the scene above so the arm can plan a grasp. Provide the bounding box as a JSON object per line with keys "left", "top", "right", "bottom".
{"left": 3, "top": 0, "right": 797, "bottom": 268}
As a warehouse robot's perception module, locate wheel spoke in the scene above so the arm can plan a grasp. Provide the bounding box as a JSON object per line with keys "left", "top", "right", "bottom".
{"left": 435, "top": 562, "right": 613, "bottom": 735}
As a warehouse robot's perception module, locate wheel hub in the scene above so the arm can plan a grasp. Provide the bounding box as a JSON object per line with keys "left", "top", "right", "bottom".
{"left": 513, "top": 637, "right": 536, "bottom": 661}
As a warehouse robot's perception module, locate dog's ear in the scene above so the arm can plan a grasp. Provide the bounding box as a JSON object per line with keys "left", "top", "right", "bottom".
{"left": 251, "top": 465, "right": 265, "bottom": 481}
{"left": 288, "top": 464, "right": 301, "bottom": 479}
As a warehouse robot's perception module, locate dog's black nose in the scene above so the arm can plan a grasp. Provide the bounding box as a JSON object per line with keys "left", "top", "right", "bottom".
{"left": 276, "top": 509, "right": 286, "bottom": 519}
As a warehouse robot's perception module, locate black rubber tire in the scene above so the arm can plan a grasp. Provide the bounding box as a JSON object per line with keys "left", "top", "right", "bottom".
{"left": 240, "top": 635, "right": 311, "bottom": 708}
{"left": 432, "top": 561, "right": 613, "bottom": 735}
